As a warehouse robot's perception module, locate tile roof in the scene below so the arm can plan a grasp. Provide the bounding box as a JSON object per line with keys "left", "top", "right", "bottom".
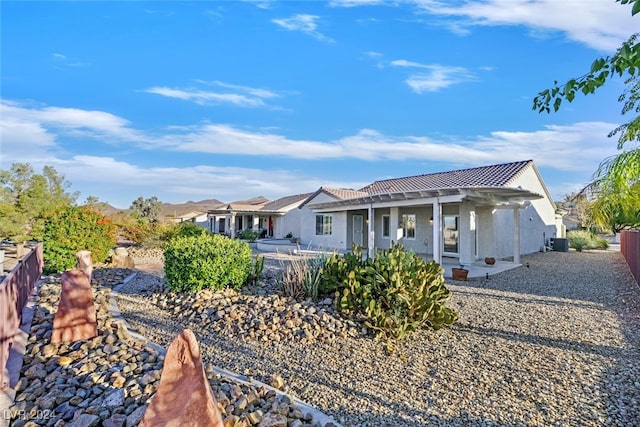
{"left": 322, "top": 187, "right": 370, "bottom": 200}
{"left": 260, "top": 193, "right": 313, "bottom": 211}
{"left": 360, "top": 160, "right": 533, "bottom": 195}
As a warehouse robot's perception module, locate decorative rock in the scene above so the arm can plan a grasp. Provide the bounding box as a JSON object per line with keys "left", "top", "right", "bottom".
{"left": 51, "top": 269, "right": 97, "bottom": 343}
{"left": 111, "top": 247, "right": 135, "bottom": 269}
{"left": 104, "top": 389, "right": 126, "bottom": 407}
{"left": 268, "top": 373, "right": 285, "bottom": 390}
{"left": 258, "top": 412, "right": 288, "bottom": 427}
{"left": 140, "top": 329, "right": 223, "bottom": 427}
{"left": 125, "top": 405, "right": 147, "bottom": 427}
{"left": 73, "top": 413, "right": 101, "bottom": 427}
{"left": 103, "top": 413, "right": 127, "bottom": 427}
{"left": 76, "top": 250, "right": 94, "bottom": 280}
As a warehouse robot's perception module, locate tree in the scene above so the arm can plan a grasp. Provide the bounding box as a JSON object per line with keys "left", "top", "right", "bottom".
{"left": 83, "top": 195, "right": 111, "bottom": 213}
{"left": 0, "top": 163, "right": 78, "bottom": 241}
{"left": 130, "top": 196, "right": 163, "bottom": 222}
{"left": 533, "top": 1, "right": 640, "bottom": 231}
{"left": 43, "top": 205, "right": 117, "bottom": 273}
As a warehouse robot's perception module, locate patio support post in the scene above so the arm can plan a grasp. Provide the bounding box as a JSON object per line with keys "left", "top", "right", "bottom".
{"left": 253, "top": 216, "right": 259, "bottom": 230}
{"left": 513, "top": 207, "right": 520, "bottom": 264}
{"left": 433, "top": 198, "right": 442, "bottom": 265}
{"left": 229, "top": 214, "right": 236, "bottom": 238}
{"left": 368, "top": 204, "right": 374, "bottom": 258}
{"left": 390, "top": 207, "right": 400, "bottom": 245}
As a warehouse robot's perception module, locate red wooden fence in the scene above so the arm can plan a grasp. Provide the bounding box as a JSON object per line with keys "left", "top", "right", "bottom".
{"left": 620, "top": 230, "right": 640, "bottom": 284}
{"left": 0, "top": 243, "right": 43, "bottom": 390}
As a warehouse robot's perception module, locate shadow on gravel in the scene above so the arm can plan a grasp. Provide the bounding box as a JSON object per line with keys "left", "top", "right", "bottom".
{"left": 452, "top": 249, "right": 640, "bottom": 425}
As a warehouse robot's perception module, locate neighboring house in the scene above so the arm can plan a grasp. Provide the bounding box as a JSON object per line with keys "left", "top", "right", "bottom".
{"left": 207, "top": 194, "right": 311, "bottom": 238}
{"left": 299, "top": 160, "right": 565, "bottom": 266}
{"left": 169, "top": 211, "right": 209, "bottom": 228}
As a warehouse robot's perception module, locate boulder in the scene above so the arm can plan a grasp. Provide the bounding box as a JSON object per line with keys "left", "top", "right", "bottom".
{"left": 140, "top": 329, "right": 223, "bottom": 427}
{"left": 110, "top": 247, "right": 135, "bottom": 269}
{"left": 51, "top": 269, "right": 97, "bottom": 344}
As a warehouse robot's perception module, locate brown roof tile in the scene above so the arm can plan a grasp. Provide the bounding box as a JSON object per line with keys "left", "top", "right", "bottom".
{"left": 360, "top": 160, "right": 533, "bottom": 194}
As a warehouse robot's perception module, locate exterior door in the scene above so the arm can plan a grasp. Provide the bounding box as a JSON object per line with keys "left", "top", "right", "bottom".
{"left": 443, "top": 215, "right": 459, "bottom": 256}
{"left": 353, "top": 215, "right": 364, "bottom": 247}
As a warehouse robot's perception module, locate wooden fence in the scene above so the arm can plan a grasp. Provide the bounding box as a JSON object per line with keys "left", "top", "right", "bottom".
{"left": 0, "top": 243, "right": 43, "bottom": 389}
{"left": 621, "top": 230, "right": 640, "bottom": 284}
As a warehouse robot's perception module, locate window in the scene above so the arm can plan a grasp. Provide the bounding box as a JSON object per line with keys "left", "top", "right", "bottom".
{"left": 382, "top": 215, "right": 390, "bottom": 238}
{"left": 315, "top": 215, "right": 333, "bottom": 235}
{"left": 402, "top": 214, "right": 416, "bottom": 239}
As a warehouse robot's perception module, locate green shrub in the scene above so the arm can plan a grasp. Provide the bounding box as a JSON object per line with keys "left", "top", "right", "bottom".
{"left": 43, "top": 206, "right": 117, "bottom": 274}
{"left": 239, "top": 229, "right": 260, "bottom": 242}
{"left": 164, "top": 234, "right": 252, "bottom": 292}
{"left": 278, "top": 255, "right": 325, "bottom": 300}
{"left": 168, "top": 222, "right": 211, "bottom": 239}
{"left": 250, "top": 255, "right": 265, "bottom": 285}
{"left": 328, "top": 244, "right": 458, "bottom": 352}
{"left": 567, "top": 230, "right": 609, "bottom": 252}
{"left": 595, "top": 239, "right": 610, "bottom": 250}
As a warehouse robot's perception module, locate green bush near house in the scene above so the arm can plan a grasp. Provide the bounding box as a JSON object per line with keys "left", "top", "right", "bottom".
{"left": 164, "top": 234, "right": 252, "bottom": 292}
{"left": 239, "top": 229, "right": 260, "bottom": 242}
{"left": 567, "top": 230, "right": 610, "bottom": 252}
{"left": 43, "top": 206, "right": 117, "bottom": 274}
{"left": 322, "top": 243, "right": 458, "bottom": 352}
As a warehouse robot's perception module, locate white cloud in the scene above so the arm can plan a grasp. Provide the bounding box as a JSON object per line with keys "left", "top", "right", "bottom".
{"left": 412, "top": 0, "right": 637, "bottom": 51}
{"left": 1, "top": 99, "right": 621, "bottom": 206}
{"left": 390, "top": 60, "right": 477, "bottom": 92}
{"left": 144, "top": 80, "right": 281, "bottom": 108}
{"left": 272, "top": 14, "right": 334, "bottom": 42}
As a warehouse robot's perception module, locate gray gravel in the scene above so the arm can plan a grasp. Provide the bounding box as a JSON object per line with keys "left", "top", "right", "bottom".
{"left": 117, "top": 249, "right": 640, "bottom": 426}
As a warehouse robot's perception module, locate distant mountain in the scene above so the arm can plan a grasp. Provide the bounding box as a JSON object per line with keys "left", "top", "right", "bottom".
{"left": 160, "top": 199, "right": 225, "bottom": 218}
{"left": 97, "top": 199, "right": 225, "bottom": 219}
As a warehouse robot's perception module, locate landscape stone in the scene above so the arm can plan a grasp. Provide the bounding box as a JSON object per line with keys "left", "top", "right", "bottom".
{"left": 51, "top": 269, "right": 97, "bottom": 343}
{"left": 140, "top": 329, "right": 224, "bottom": 427}
{"left": 76, "top": 250, "right": 94, "bottom": 281}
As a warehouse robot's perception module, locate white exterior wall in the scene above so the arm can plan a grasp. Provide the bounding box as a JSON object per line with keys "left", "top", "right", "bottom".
{"left": 493, "top": 166, "right": 559, "bottom": 259}
{"left": 299, "top": 193, "right": 349, "bottom": 251}
{"left": 277, "top": 208, "right": 303, "bottom": 239}
{"left": 476, "top": 206, "right": 495, "bottom": 259}
{"left": 374, "top": 208, "right": 392, "bottom": 250}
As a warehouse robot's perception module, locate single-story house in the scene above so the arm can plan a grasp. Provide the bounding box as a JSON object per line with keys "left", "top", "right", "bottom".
{"left": 207, "top": 193, "right": 311, "bottom": 238}
{"left": 169, "top": 211, "right": 209, "bottom": 227}
{"left": 298, "top": 160, "right": 565, "bottom": 266}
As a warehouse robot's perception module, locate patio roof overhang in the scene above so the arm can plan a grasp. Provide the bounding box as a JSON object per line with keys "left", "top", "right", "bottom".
{"left": 307, "top": 186, "right": 543, "bottom": 212}
{"left": 207, "top": 209, "right": 287, "bottom": 216}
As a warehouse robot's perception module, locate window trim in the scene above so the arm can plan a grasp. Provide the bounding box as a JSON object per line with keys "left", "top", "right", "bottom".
{"left": 401, "top": 213, "right": 416, "bottom": 240}
{"left": 315, "top": 214, "right": 333, "bottom": 236}
{"left": 382, "top": 215, "right": 390, "bottom": 238}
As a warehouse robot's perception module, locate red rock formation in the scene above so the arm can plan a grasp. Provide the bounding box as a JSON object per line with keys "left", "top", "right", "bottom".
{"left": 76, "top": 250, "right": 93, "bottom": 280}
{"left": 140, "top": 329, "right": 223, "bottom": 427}
{"left": 51, "top": 269, "right": 97, "bottom": 344}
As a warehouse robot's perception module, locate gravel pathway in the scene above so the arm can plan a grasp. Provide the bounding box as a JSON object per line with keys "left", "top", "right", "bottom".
{"left": 117, "top": 249, "right": 640, "bottom": 426}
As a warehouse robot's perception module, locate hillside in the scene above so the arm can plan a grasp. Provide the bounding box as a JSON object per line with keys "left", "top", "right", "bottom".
{"left": 99, "top": 199, "right": 225, "bottom": 218}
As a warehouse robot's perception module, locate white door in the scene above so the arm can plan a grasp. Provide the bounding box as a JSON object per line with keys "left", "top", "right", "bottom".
{"left": 353, "top": 215, "right": 364, "bottom": 247}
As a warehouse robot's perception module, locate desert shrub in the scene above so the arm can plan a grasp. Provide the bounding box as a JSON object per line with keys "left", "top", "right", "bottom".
{"left": 167, "top": 222, "right": 211, "bottom": 240}
{"left": 164, "top": 234, "right": 252, "bottom": 292}
{"left": 328, "top": 243, "right": 458, "bottom": 352}
{"left": 595, "top": 238, "right": 610, "bottom": 250}
{"left": 278, "top": 255, "right": 325, "bottom": 300}
{"left": 239, "top": 229, "right": 260, "bottom": 242}
{"left": 250, "top": 255, "right": 265, "bottom": 285}
{"left": 43, "top": 206, "right": 117, "bottom": 274}
{"left": 567, "top": 230, "right": 609, "bottom": 252}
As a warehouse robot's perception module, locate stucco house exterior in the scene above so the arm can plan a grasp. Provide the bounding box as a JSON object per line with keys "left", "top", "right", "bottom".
{"left": 297, "top": 160, "right": 564, "bottom": 267}
{"left": 207, "top": 193, "right": 311, "bottom": 238}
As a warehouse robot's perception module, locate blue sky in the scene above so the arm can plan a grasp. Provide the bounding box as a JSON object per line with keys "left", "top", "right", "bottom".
{"left": 1, "top": 0, "right": 637, "bottom": 209}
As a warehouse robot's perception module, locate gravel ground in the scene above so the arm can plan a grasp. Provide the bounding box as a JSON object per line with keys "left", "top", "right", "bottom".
{"left": 117, "top": 249, "right": 640, "bottom": 426}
